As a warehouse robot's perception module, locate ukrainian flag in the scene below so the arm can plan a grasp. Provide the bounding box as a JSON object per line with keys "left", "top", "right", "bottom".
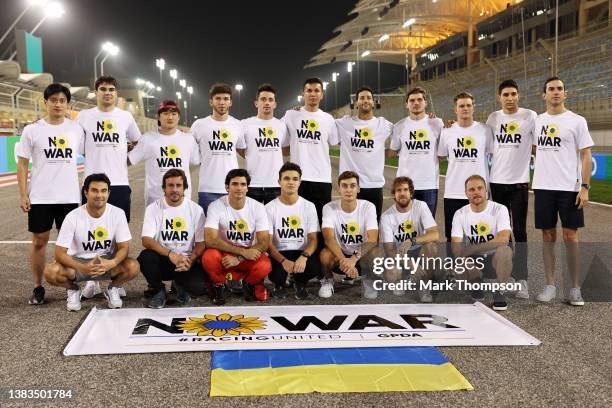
{"left": 210, "top": 347, "right": 473, "bottom": 396}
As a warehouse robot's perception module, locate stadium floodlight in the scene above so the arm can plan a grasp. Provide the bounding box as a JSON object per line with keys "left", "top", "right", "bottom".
{"left": 297, "top": 95, "right": 303, "bottom": 102}
{"left": 135, "top": 78, "right": 145, "bottom": 85}
{"left": 179, "top": 79, "right": 186, "bottom": 88}
{"left": 361, "top": 50, "right": 371, "bottom": 58}
{"left": 332, "top": 72, "right": 338, "bottom": 82}
{"left": 169, "top": 69, "right": 178, "bottom": 79}
{"left": 146, "top": 81, "right": 154, "bottom": 89}
{"left": 156, "top": 86, "right": 161, "bottom": 92}
{"left": 156, "top": 58, "right": 165, "bottom": 83}
{"left": 322, "top": 81, "right": 329, "bottom": 90}
{"left": 235, "top": 84, "right": 243, "bottom": 91}
{"left": 100, "top": 41, "right": 119, "bottom": 75}
{"left": 0, "top": 0, "right": 50, "bottom": 47}
{"left": 402, "top": 17, "right": 416, "bottom": 28}
{"left": 378, "top": 34, "right": 390, "bottom": 43}
{"left": 9, "top": 1, "right": 65, "bottom": 61}
{"left": 176, "top": 92, "right": 182, "bottom": 100}
{"left": 187, "top": 86, "right": 193, "bottom": 95}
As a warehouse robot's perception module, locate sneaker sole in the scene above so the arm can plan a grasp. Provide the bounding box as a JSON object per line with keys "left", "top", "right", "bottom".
{"left": 67, "top": 305, "right": 81, "bottom": 311}
{"left": 515, "top": 292, "right": 530, "bottom": 299}
{"left": 28, "top": 299, "right": 45, "bottom": 305}
{"left": 492, "top": 304, "right": 508, "bottom": 311}
{"left": 569, "top": 300, "right": 584, "bottom": 306}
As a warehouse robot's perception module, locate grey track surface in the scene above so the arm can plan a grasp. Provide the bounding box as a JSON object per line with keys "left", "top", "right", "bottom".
{"left": 1, "top": 157, "right": 611, "bottom": 407}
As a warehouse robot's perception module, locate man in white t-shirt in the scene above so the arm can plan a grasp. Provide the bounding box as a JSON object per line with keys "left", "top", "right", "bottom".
{"left": 451, "top": 175, "right": 512, "bottom": 311}
{"left": 319, "top": 171, "right": 378, "bottom": 298}
{"left": 388, "top": 86, "right": 444, "bottom": 217}
{"left": 138, "top": 169, "right": 206, "bottom": 309}
{"left": 282, "top": 77, "right": 339, "bottom": 223}
{"left": 266, "top": 162, "right": 320, "bottom": 300}
{"left": 191, "top": 83, "right": 246, "bottom": 214}
{"left": 336, "top": 85, "right": 392, "bottom": 221}
{"left": 77, "top": 75, "right": 142, "bottom": 222}
{"left": 16, "top": 83, "right": 84, "bottom": 305}
{"left": 202, "top": 169, "right": 271, "bottom": 305}
{"left": 532, "top": 77, "right": 594, "bottom": 306}
{"left": 486, "top": 79, "right": 536, "bottom": 299}
{"left": 129, "top": 100, "right": 199, "bottom": 206}
{"left": 43, "top": 173, "right": 139, "bottom": 311}
{"left": 378, "top": 176, "right": 440, "bottom": 302}
{"left": 237, "top": 83, "right": 287, "bottom": 204}
{"left": 438, "top": 92, "right": 492, "bottom": 242}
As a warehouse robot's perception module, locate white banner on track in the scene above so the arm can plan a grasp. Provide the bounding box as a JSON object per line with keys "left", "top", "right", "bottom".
{"left": 64, "top": 302, "right": 540, "bottom": 356}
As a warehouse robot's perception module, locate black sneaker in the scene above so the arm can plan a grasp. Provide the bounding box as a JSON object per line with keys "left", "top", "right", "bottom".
{"left": 229, "top": 279, "right": 244, "bottom": 294}
{"left": 212, "top": 284, "right": 226, "bottom": 305}
{"left": 492, "top": 291, "right": 508, "bottom": 311}
{"left": 471, "top": 289, "right": 485, "bottom": 302}
{"left": 148, "top": 289, "right": 166, "bottom": 309}
{"left": 271, "top": 285, "right": 288, "bottom": 299}
{"left": 294, "top": 282, "right": 309, "bottom": 300}
{"left": 143, "top": 285, "right": 156, "bottom": 298}
{"left": 28, "top": 286, "right": 45, "bottom": 305}
{"left": 172, "top": 281, "right": 191, "bottom": 304}
{"left": 243, "top": 281, "right": 256, "bottom": 302}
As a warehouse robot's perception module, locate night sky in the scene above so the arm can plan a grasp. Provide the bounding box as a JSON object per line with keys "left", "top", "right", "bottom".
{"left": 1, "top": 0, "right": 407, "bottom": 119}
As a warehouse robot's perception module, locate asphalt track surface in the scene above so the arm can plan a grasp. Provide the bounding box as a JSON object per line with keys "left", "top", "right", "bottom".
{"left": 1, "top": 156, "right": 611, "bottom": 407}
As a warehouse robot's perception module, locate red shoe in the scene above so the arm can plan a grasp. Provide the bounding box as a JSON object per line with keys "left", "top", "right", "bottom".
{"left": 255, "top": 283, "right": 268, "bottom": 301}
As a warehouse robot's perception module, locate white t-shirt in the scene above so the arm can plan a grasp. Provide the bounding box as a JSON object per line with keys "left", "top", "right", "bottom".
{"left": 265, "top": 196, "right": 320, "bottom": 251}
{"left": 191, "top": 115, "right": 246, "bottom": 193}
{"left": 56, "top": 204, "right": 131, "bottom": 259}
{"left": 486, "top": 108, "right": 537, "bottom": 184}
{"left": 532, "top": 111, "right": 594, "bottom": 192}
{"left": 380, "top": 199, "right": 437, "bottom": 248}
{"left": 241, "top": 116, "right": 288, "bottom": 187}
{"left": 205, "top": 196, "right": 269, "bottom": 248}
{"left": 451, "top": 201, "right": 511, "bottom": 245}
{"left": 337, "top": 116, "right": 392, "bottom": 188}
{"left": 438, "top": 122, "right": 492, "bottom": 199}
{"left": 321, "top": 199, "right": 378, "bottom": 256}
{"left": 282, "top": 108, "right": 338, "bottom": 183}
{"left": 77, "top": 107, "right": 142, "bottom": 186}
{"left": 141, "top": 198, "right": 205, "bottom": 256}
{"left": 15, "top": 118, "right": 84, "bottom": 204}
{"left": 390, "top": 116, "right": 443, "bottom": 190}
{"left": 128, "top": 129, "right": 200, "bottom": 206}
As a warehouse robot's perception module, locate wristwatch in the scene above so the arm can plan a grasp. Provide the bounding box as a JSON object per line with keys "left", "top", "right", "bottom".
{"left": 300, "top": 251, "right": 311, "bottom": 258}
{"left": 581, "top": 183, "right": 591, "bottom": 190}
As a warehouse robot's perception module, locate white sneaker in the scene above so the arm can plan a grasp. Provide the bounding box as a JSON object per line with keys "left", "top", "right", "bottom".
{"left": 515, "top": 279, "right": 529, "bottom": 299}
{"left": 537, "top": 285, "right": 556, "bottom": 302}
{"left": 118, "top": 287, "right": 127, "bottom": 297}
{"left": 82, "top": 280, "right": 102, "bottom": 299}
{"left": 104, "top": 286, "right": 123, "bottom": 309}
{"left": 66, "top": 288, "right": 82, "bottom": 311}
{"left": 363, "top": 280, "right": 378, "bottom": 299}
{"left": 392, "top": 289, "right": 405, "bottom": 297}
{"left": 568, "top": 287, "right": 584, "bottom": 306}
{"left": 318, "top": 278, "right": 335, "bottom": 298}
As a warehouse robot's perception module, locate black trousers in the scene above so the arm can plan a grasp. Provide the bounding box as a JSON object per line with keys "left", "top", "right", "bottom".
{"left": 298, "top": 181, "right": 332, "bottom": 225}
{"left": 269, "top": 250, "right": 321, "bottom": 286}
{"left": 444, "top": 198, "right": 469, "bottom": 242}
{"left": 137, "top": 249, "right": 207, "bottom": 295}
{"left": 357, "top": 187, "right": 383, "bottom": 223}
{"left": 247, "top": 187, "right": 281, "bottom": 205}
{"left": 490, "top": 182, "right": 529, "bottom": 280}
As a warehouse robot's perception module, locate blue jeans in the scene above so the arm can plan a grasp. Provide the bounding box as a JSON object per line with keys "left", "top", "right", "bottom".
{"left": 413, "top": 189, "right": 438, "bottom": 218}
{"left": 198, "top": 192, "right": 225, "bottom": 215}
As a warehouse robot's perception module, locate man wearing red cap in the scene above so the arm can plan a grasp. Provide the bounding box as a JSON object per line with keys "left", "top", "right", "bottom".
{"left": 129, "top": 100, "right": 200, "bottom": 206}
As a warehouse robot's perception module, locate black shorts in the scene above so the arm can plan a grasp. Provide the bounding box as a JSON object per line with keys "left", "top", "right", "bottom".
{"left": 534, "top": 189, "right": 584, "bottom": 230}
{"left": 332, "top": 253, "right": 363, "bottom": 276}
{"left": 82, "top": 185, "right": 132, "bottom": 222}
{"left": 28, "top": 203, "right": 78, "bottom": 233}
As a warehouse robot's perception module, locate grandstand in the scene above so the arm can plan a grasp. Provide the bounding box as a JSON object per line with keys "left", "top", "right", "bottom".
{"left": 308, "top": 0, "right": 612, "bottom": 146}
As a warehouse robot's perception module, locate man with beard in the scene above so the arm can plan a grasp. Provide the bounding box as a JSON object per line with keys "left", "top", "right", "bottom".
{"left": 336, "top": 86, "right": 392, "bottom": 221}
{"left": 138, "top": 169, "right": 207, "bottom": 309}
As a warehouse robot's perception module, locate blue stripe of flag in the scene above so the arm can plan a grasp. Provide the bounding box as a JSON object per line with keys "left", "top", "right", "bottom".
{"left": 212, "top": 347, "right": 448, "bottom": 370}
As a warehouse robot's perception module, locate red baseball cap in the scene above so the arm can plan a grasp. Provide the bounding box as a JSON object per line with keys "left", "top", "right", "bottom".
{"left": 157, "top": 100, "right": 180, "bottom": 115}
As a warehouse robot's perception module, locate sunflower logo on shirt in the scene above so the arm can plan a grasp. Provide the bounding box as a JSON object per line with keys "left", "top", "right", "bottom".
{"left": 103, "top": 119, "right": 116, "bottom": 133}
{"left": 235, "top": 219, "right": 248, "bottom": 233}
{"left": 172, "top": 218, "right": 185, "bottom": 231}
{"left": 227, "top": 219, "right": 253, "bottom": 242}
{"left": 56, "top": 135, "right": 69, "bottom": 149}
{"left": 346, "top": 223, "right": 359, "bottom": 235}
{"left": 84, "top": 226, "right": 112, "bottom": 252}
{"left": 463, "top": 136, "right": 475, "bottom": 147}
{"left": 415, "top": 129, "right": 428, "bottom": 141}
{"left": 359, "top": 127, "right": 372, "bottom": 140}
{"left": 287, "top": 216, "right": 301, "bottom": 229}
{"left": 476, "top": 222, "right": 490, "bottom": 236}
{"left": 506, "top": 122, "right": 519, "bottom": 135}
{"left": 306, "top": 119, "right": 319, "bottom": 131}
{"left": 94, "top": 227, "right": 108, "bottom": 241}
{"left": 264, "top": 126, "right": 276, "bottom": 138}
{"left": 166, "top": 145, "right": 179, "bottom": 158}
{"left": 401, "top": 219, "right": 415, "bottom": 234}
{"left": 219, "top": 129, "right": 231, "bottom": 142}
{"left": 545, "top": 124, "right": 559, "bottom": 137}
